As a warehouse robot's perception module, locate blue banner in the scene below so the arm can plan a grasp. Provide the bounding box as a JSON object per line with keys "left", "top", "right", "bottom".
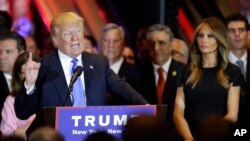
{"left": 56, "top": 105, "right": 156, "bottom": 141}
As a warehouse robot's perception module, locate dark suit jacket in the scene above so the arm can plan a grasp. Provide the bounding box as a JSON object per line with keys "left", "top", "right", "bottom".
{"left": 14, "top": 52, "right": 148, "bottom": 120}
{"left": 244, "top": 51, "right": 250, "bottom": 103}
{"left": 118, "top": 59, "right": 135, "bottom": 79}
{"left": 109, "top": 59, "right": 136, "bottom": 105}
{"left": 126, "top": 59, "right": 186, "bottom": 128}
{"left": 239, "top": 51, "right": 250, "bottom": 127}
{"left": 0, "top": 72, "right": 9, "bottom": 121}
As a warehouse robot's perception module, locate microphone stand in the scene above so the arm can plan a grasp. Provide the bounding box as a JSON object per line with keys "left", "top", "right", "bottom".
{"left": 64, "top": 86, "right": 73, "bottom": 106}
{"left": 64, "top": 66, "right": 83, "bottom": 106}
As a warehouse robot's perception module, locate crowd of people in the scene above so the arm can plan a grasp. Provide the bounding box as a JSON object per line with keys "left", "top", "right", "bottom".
{"left": 0, "top": 9, "right": 249, "bottom": 141}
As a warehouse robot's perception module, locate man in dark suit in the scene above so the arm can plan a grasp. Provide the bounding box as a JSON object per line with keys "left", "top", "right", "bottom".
{"left": 225, "top": 13, "right": 250, "bottom": 128}
{"left": 0, "top": 32, "right": 26, "bottom": 121}
{"left": 99, "top": 23, "right": 135, "bottom": 79}
{"left": 0, "top": 11, "right": 13, "bottom": 123}
{"left": 126, "top": 24, "right": 185, "bottom": 138}
{"left": 99, "top": 23, "right": 136, "bottom": 104}
{"left": 14, "top": 12, "right": 148, "bottom": 120}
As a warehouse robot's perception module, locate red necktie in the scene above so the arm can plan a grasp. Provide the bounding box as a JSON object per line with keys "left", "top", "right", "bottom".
{"left": 157, "top": 67, "right": 165, "bottom": 104}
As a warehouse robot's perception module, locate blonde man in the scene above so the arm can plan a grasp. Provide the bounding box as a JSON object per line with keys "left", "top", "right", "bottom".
{"left": 14, "top": 12, "right": 148, "bottom": 120}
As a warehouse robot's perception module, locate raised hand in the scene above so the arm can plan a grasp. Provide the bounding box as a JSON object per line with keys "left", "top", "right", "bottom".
{"left": 23, "top": 52, "right": 41, "bottom": 89}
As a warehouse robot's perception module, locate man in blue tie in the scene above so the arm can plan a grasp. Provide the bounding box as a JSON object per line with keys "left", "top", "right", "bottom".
{"left": 14, "top": 12, "right": 148, "bottom": 120}
{"left": 225, "top": 13, "right": 250, "bottom": 129}
{"left": 70, "top": 58, "right": 85, "bottom": 106}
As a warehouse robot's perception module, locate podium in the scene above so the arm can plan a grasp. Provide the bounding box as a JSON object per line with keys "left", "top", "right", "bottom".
{"left": 26, "top": 105, "right": 167, "bottom": 141}
{"left": 26, "top": 107, "right": 56, "bottom": 136}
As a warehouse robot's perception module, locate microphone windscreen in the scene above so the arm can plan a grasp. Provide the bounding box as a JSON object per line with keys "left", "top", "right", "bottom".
{"left": 74, "top": 66, "right": 83, "bottom": 76}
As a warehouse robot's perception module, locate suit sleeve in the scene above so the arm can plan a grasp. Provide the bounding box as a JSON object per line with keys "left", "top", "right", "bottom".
{"left": 104, "top": 58, "right": 148, "bottom": 105}
{"left": 14, "top": 83, "right": 39, "bottom": 120}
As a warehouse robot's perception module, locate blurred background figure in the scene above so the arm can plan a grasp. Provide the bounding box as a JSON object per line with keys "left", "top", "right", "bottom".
{"left": 0, "top": 10, "right": 12, "bottom": 33}
{"left": 195, "top": 115, "right": 231, "bottom": 141}
{"left": 99, "top": 23, "right": 125, "bottom": 65}
{"left": 248, "top": 30, "right": 250, "bottom": 50}
{"left": 123, "top": 46, "right": 135, "bottom": 64}
{"left": 0, "top": 136, "right": 25, "bottom": 141}
{"left": 225, "top": 13, "right": 250, "bottom": 129}
{"left": 99, "top": 23, "right": 137, "bottom": 105}
{"left": 0, "top": 32, "right": 26, "bottom": 124}
{"left": 136, "top": 26, "right": 151, "bottom": 64}
{"left": 28, "top": 126, "right": 64, "bottom": 141}
{"left": 171, "top": 38, "right": 189, "bottom": 64}
{"left": 12, "top": 17, "right": 35, "bottom": 38}
{"left": 99, "top": 23, "right": 135, "bottom": 78}
{"left": 25, "top": 36, "right": 40, "bottom": 56}
{"left": 85, "top": 131, "right": 117, "bottom": 141}
{"left": 83, "top": 35, "right": 97, "bottom": 54}
{"left": 123, "top": 115, "right": 168, "bottom": 141}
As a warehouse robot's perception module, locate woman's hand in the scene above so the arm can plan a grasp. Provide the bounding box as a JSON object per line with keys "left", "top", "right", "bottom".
{"left": 23, "top": 52, "right": 40, "bottom": 89}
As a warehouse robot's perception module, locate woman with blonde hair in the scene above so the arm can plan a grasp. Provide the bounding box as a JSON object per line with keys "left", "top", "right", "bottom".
{"left": 173, "top": 17, "right": 244, "bottom": 141}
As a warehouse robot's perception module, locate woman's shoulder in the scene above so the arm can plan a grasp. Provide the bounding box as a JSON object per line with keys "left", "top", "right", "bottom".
{"left": 226, "top": 63, "right": 241, "bottom": 74}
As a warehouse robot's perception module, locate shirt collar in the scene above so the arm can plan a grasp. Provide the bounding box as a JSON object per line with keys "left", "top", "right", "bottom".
{"left": 229, "top": 51, "right": 247, "bottom": 64}
{"left": 110, "top": 57, "right": 124, "bottom": 74}
{"left": 153, "top": 57, "right": 172, "bottom": 73}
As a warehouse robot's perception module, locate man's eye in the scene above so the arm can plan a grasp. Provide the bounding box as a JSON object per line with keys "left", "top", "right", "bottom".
{"left": 63, "top": 32, "right": 72, "bottom": 39}
{"left": 158, "top": 41, "right": 166, "bottom": 46}
{"left": 228, "top": 29, "right": 235, "bottom": 33}
{"left": 238, "top": 28, "right": 246, "bottom": 33}
{"left": 6, "top": 50, "right": 13, "bottom": 54}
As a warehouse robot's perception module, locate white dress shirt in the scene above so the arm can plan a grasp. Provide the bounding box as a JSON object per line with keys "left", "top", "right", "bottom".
{"left": 153, "top": 58, "right": 172, "bottom": 85}
{"left": 229, "top": 51, "right": 247, "bottom": 76}
{"left": 110, "top": 57, "right": 124, "bottom": 74}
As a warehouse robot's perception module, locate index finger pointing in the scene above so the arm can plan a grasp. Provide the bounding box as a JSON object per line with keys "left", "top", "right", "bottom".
{"left": 28, "top": 51, "right": 33, "bottom": 61}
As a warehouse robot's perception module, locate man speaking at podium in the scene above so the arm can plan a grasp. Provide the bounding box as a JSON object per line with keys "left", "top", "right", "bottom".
{"left": 14, "top": 12, "right": 148, "bottom": 120}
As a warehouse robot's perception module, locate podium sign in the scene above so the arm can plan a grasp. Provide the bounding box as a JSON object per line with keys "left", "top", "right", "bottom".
{"left": 55, "top": 105, "right": 156, "bottom": 141}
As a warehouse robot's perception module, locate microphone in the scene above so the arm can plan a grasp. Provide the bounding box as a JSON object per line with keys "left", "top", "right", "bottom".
{"left": 64, "top": 66, "right": 83, "bottom": 106}
{"left": 69, "top": 66, "right": 83, "bottom": 91}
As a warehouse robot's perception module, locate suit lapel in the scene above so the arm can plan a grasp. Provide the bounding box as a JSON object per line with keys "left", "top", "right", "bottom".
{"left": 47, "top": 53, "right": 71, "bottom": 105}
{"left": 81, "top": 53, "right": 94, "bottom": 96}
{"left": 145, "top": 63, "right": 158, "bottom": 103}
{"left": 118, "top": 60, "right": 126, "bottom": 77}
{"left": 163, "top": 60, "right": 177, "bottom": 103}
{"left": 0, "top": 72, "right": 9, "bottom": 94}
